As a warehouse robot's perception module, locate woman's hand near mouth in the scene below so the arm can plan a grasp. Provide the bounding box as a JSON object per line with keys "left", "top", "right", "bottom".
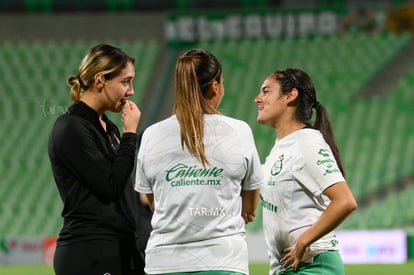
{"left": 121, "top": 100, "right": 141, "bottom": 134}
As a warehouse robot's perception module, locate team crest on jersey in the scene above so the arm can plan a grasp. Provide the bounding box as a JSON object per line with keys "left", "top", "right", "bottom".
{"left": 271, "top": 154, "right": 284, "bottom": 176}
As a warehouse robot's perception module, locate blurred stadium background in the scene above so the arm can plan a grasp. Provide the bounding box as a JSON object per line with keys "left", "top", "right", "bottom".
{"left": 0, "top": 0, "right": 414, "bottom": 273}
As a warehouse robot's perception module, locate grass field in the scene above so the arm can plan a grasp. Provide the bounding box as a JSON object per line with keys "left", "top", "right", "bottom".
{"left": 1, "top": 261, "right": 414, "bottom": 275}
{"left": 251, "top": 261, "right": 414, "bottom": 274}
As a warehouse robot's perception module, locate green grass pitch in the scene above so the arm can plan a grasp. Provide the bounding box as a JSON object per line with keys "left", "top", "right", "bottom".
{"left": 250, "top": 261, "right": 414, "bottom": 274}
{"left": 0, "top": 261, "right": 414, "bottom": 275}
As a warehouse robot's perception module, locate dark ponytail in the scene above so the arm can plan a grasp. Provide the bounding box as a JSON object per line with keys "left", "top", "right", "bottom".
{"left": 313, "top": 103, "right": 345, "bottom": 176}
{"left": 272, "top": 68, "right": 345, "bottom": 176}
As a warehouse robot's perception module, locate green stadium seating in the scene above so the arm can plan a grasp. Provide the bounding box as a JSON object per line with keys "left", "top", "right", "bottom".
{"left": 1, "top": 32, "right": 413, "bottom": 236}
{"left": 195, "top": 32, "right": 414, "bottom": 230}
{"left": 0, "top": 40, "right": 160, "bottom": 237}
{"left": 341, "top": 184, "right": 414, "bottom": 229}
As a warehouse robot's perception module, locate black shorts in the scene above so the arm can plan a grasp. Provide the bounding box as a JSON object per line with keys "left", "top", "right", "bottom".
{"left": 54, "top": 239, "right": 145, "bottom": 275}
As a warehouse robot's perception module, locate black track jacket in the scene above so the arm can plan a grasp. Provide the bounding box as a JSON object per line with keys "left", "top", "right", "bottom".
{"left": 48, "top": 101, "right": 139, "bottom": 245}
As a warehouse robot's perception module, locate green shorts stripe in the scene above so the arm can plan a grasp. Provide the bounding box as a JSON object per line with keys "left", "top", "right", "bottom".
{"left": 279, "top": 250, "right": 345, "bottom": 275}
{"left": 146, "top": 271, "right": 244, "bottom": 275}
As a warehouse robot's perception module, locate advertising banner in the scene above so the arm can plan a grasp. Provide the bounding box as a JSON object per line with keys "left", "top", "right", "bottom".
{"left": 336, "top": 230, "right": 407, "bottom": 264}
{"left": 247, "top": 230, "right": 408, "bottom": 263}
{"left": 166, "top": 9, "right": 339, "bottom": 43}
{"left": 43, "top": 236, "right": 57, "bottom": 265}
{"left": 0, "top": 237, "right": 44, "bottom": 264}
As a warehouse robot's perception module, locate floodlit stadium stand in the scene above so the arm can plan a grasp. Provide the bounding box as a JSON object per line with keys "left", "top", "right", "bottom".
{"left": 0, "top": 40, "right": 160, "bottom": 237}
{"left": 195, "top": 32, "right": 414, "bottom": 230}
{"left": 0, "top": 1, "right": 414, "bottom": 238}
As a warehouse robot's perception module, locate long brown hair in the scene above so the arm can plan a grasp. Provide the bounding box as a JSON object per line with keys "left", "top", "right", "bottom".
{"left": 270, "top": 68, "right": 345, "bottom": 176}
{"left": 173, "top": 49, "right": 222, "bottom": 167}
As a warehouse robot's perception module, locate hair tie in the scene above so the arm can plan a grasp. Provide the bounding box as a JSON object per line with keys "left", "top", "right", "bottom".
{"left": 313, "top": 101, "right": 321, "bottom": 109}
{"left": 77, "top": 74, "right": 87, "bottom": 89}
{"left": 200, "top": 67, "right": 221, "bottom": 88}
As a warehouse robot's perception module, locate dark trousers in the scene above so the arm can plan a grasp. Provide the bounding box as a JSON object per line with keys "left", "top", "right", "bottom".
{"left": 54, "top": 239, "right": 145, "bottom": 275}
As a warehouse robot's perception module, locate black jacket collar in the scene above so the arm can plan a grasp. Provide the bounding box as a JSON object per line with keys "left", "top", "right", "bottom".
{"left": 67, "top": 101, "right": 115, "bottom": 138}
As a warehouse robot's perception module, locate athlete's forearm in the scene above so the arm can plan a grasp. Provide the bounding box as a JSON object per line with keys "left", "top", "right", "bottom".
{"left": 241, "top": 189, "right": 260, "bottom": 223}
{"left": 145, "top": 193, "right": 155, "bottom": 211}
{"left": 298, "top": 181, "right": 357, "bottom": 247}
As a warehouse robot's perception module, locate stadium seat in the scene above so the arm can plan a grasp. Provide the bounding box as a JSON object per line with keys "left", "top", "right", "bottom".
{"left": 194, "top": 32, "right": 414, "bottom": 230}
{"left": 1, "top": 32, "right": 413, "bottom": 236}
{"left": 0, "top": 40, "right": 160, "bottom": 237}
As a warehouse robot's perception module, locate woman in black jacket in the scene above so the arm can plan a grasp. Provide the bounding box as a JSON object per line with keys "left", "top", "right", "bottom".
{"left": 48, "top": 44, "right": 144, "bottom": 275}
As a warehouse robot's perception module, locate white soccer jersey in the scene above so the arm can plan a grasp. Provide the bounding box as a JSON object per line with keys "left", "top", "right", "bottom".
{"left": 135, "top": 114, "right": 265, "bottom": 274}
{"left": 261, "top": 128, "right": 345, "bottom": 275}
